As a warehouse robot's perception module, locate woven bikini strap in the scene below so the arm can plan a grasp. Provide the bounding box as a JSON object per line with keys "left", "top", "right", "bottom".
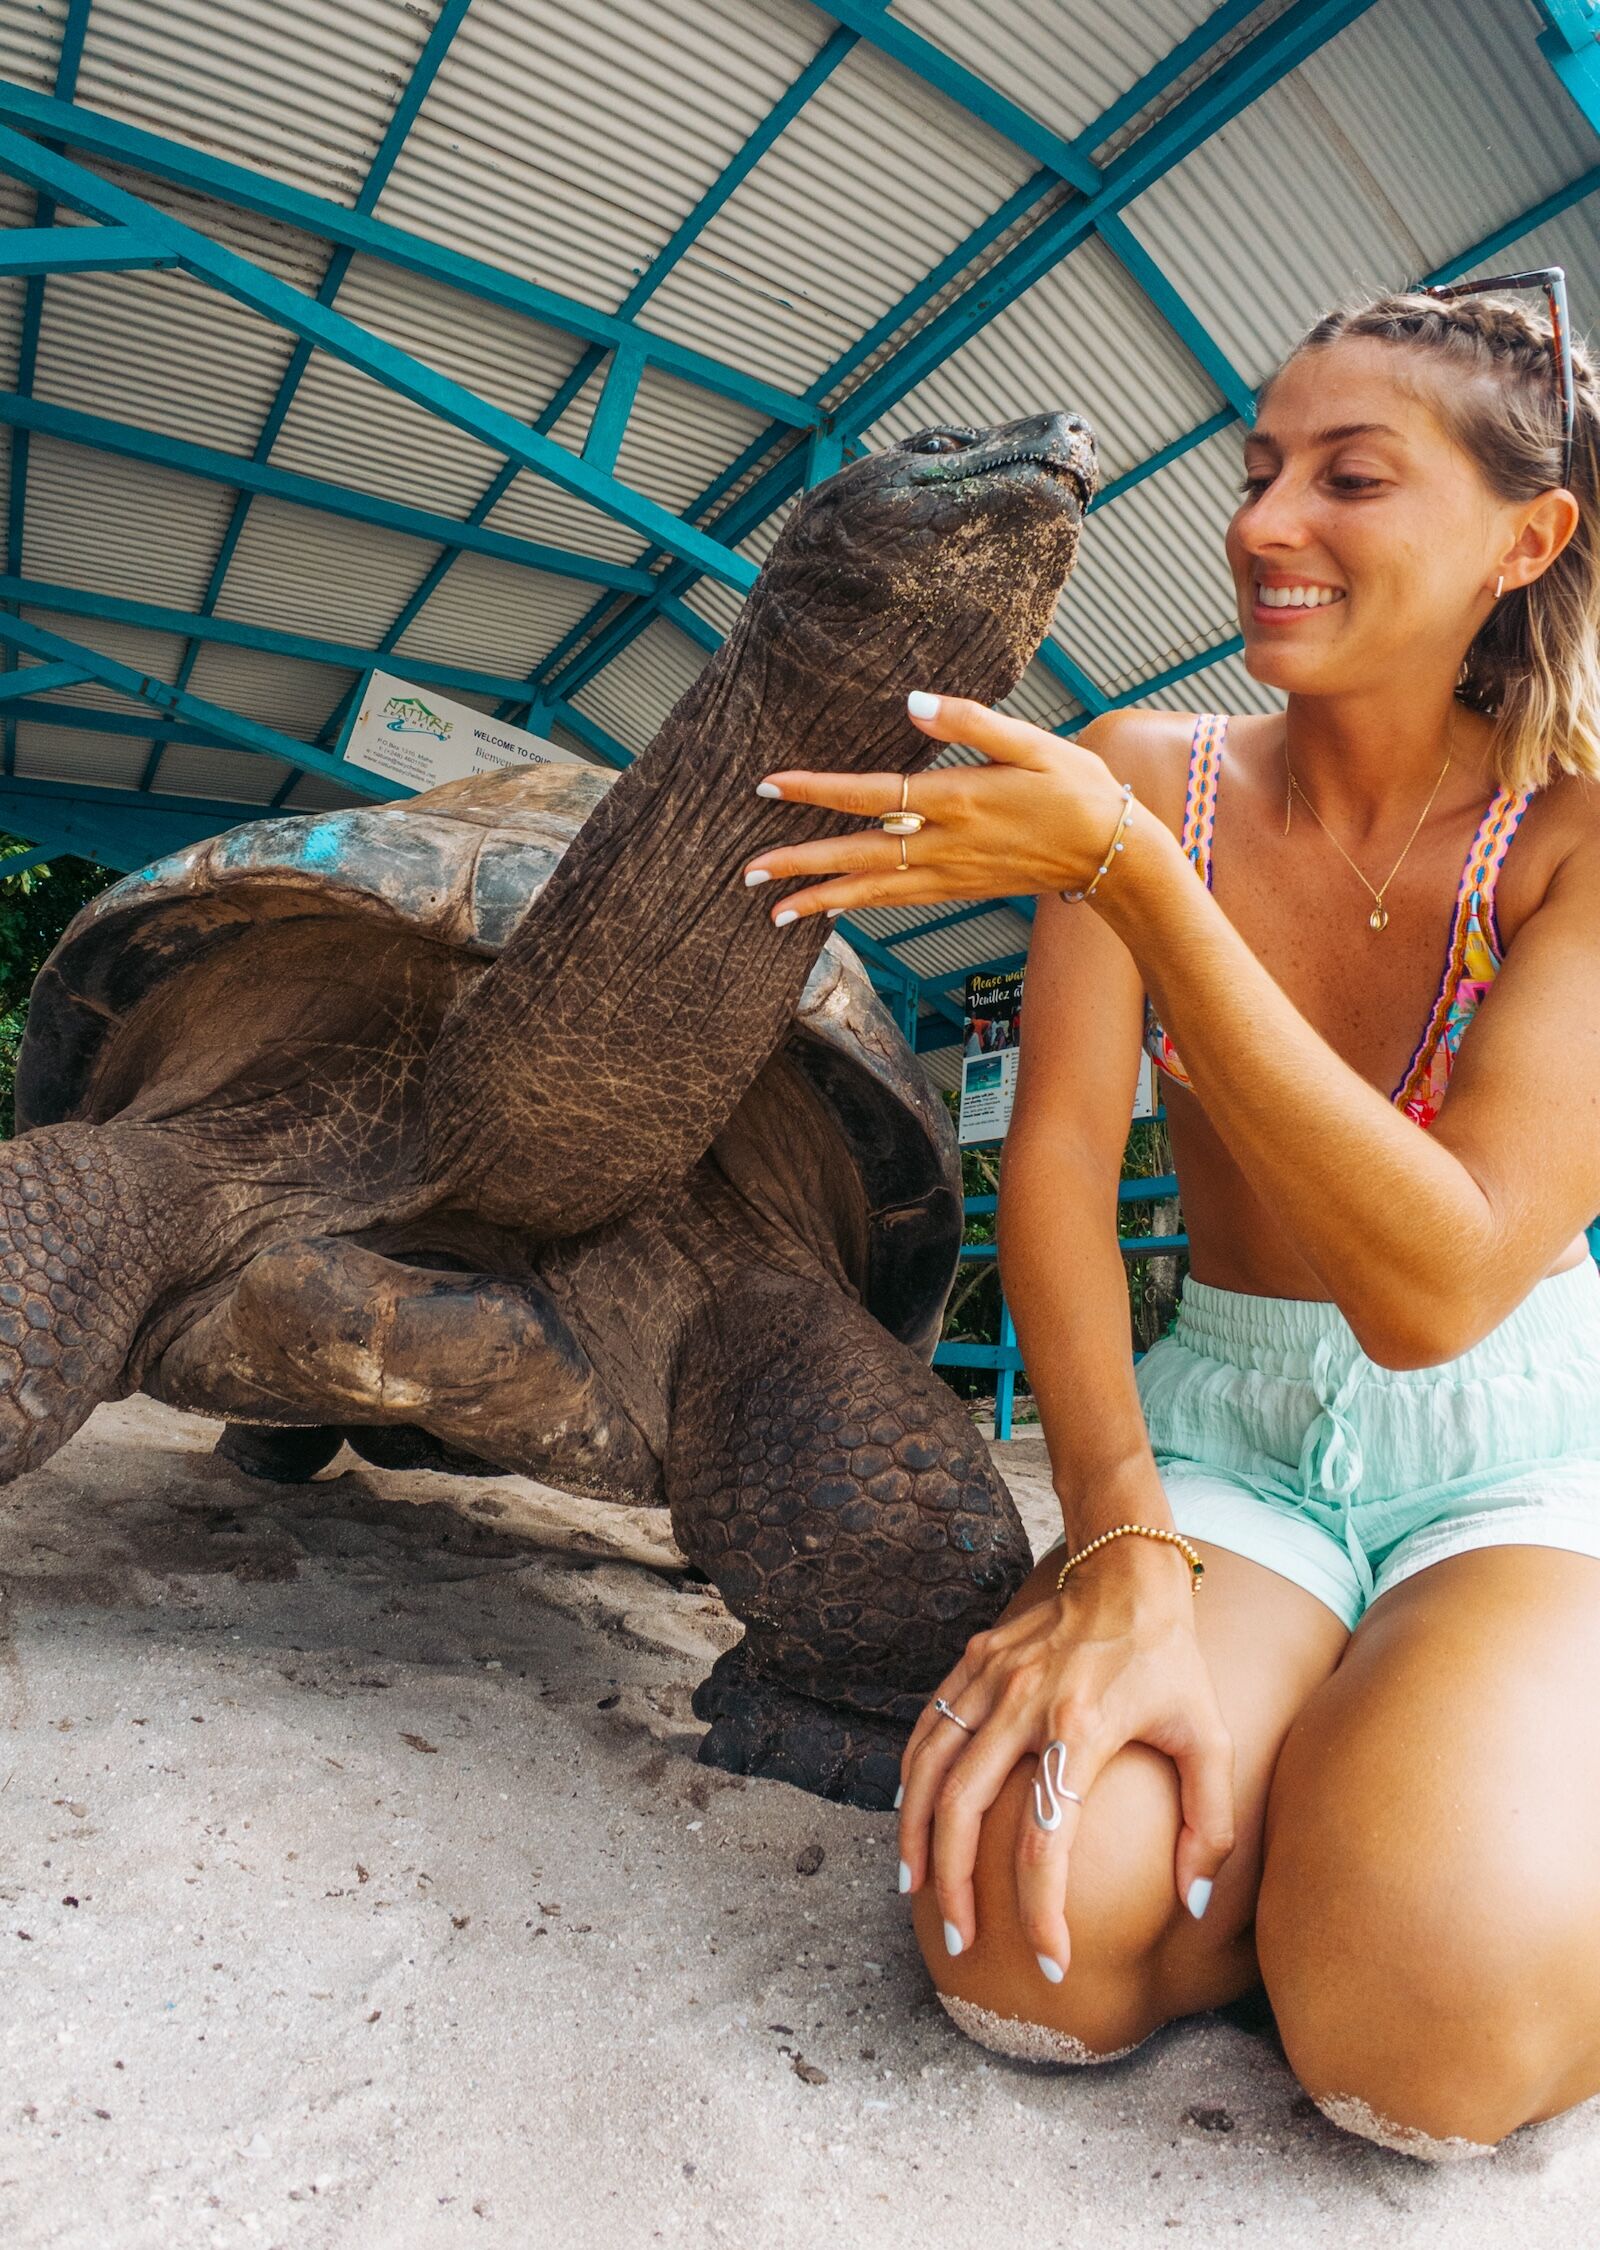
{"left": 1179, "top": 713, "right": 1226, "bottom": 888}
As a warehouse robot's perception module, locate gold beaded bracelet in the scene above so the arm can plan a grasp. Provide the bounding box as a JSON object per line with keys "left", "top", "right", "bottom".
{"left": 1054, "top": 1522, "right": 1205, "bottom": 1596}
{"left": 1060, "top": 781, "right": 1134, "bottom": 904}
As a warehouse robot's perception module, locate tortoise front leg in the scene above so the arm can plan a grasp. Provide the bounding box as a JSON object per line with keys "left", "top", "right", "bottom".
{"left": 667, "top": 1271, "right": 1031, "bottom": 1808}
{"left": 0, "top": 1121, "right": 194, "bottom": 1482}
{"left": 156, "top": 1236, "right": 660, "bottom": 1504}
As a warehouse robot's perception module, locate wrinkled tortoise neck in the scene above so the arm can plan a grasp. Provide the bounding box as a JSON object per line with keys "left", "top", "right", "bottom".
{"left": 420, "top": 594, "right": 940, "bottom": 1240}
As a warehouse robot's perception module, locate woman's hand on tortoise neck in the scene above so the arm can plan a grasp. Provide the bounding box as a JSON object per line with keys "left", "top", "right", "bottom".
{"left": 742, "top": 693, "right": 1142, "bottom": 925}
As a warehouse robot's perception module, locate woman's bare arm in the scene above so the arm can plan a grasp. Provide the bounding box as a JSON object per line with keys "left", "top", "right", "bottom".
{"left": 1083, "top": 711, "right": 1600, "bottom": 1364}
{"left": 746, "top": 689, "right": 1600, "bottom": 1366}
{"left": 999, "top": 874, "right": 1182, "bottom": 1554}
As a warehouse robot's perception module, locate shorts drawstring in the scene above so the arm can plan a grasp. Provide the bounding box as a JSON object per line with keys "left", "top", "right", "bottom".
{"left": 1297, "top": 1331, "right": 1376, "bottom": 1608}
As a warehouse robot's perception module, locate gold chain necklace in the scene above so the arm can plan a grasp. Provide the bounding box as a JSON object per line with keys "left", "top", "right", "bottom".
{"left": 1283, "top": 716, "right": 1454, "bottom": 934}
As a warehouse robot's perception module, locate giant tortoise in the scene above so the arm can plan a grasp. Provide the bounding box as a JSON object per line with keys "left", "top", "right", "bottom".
{"left": 3, "top": 411, "right": 1096, "bottom": 1805}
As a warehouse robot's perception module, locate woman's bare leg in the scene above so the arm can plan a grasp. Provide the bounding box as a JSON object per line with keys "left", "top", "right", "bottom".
{"left": 1256, "top": 1546, "right": 1600, "bottom": 2155}
{"left": 911, "top": 1538, "right": 1349, "bottom": 2057}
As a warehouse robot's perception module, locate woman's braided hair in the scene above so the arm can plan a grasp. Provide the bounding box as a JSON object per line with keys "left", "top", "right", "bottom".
{"left": 1280, "top": 288, "right": 1600, "bottom": 795}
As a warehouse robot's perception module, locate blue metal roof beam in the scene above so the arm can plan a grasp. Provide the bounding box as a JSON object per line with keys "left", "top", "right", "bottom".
{"left": 4, "top": 0, "right": 94, "bottom": 780}
{"left": 0, "top": 613, "right": 397, "bottom": 798}
{"left": 0, "top": 81, "right": 820, "bottom": 434}
{"left": 0, "top": 571, "right": 592, "bottom": 704}
{"left": 0, "top": 224, "right": 175, "bottom": 276}
{"left": 308, "top": 22, "right": 863, "bottom": 757}
{"left": 823, "top": 4, "right": 1256, "bottom": 424}
{"left": 534, "top": 0, "right": 1368, "bottom": 718}
{"left": 0, "top": 393, "right": 659, "bottom": 594}
{"left": 0, "top": 126, "right": 763, "bottom": 594}
{"left": 142, "top": 0, "right": 479, "bottom": 790}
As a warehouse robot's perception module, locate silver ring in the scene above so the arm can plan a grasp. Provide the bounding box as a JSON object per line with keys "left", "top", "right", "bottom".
{"left": 932, "top": 1696, "right": 975, "bottom": 1735}
{"left": 1032, "top": 1740, "right": 1084, "bottom": 1833}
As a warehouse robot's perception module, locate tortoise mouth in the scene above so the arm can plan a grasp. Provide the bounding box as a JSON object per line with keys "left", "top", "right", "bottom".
{"left": 909, "top": 441, "right": 1097, "bottom": 515}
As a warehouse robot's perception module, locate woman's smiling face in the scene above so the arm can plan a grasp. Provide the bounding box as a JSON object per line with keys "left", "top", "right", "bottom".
{"left": 1225, "top": 335, "right": 1512, "bottom": 695}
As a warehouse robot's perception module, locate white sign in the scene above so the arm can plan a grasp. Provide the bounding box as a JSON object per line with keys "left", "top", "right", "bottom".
{"left": 344, "top": 669, "right": 583, "bottom": 794}
{"left": 958, "top": 967, "right": 1160, "bottom": 1143}
{"left": 1132, "top": 1045, "right": 1158, "bottom": 1122}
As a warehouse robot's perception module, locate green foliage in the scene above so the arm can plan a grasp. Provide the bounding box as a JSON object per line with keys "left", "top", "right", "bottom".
{"left": 0, "top": 838, "right": 109, "bottom": 1137}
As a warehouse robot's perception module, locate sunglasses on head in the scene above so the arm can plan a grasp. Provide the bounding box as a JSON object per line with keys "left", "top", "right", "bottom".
{"left": 1411, "top": 264, "right": 1575, "bottom": 491}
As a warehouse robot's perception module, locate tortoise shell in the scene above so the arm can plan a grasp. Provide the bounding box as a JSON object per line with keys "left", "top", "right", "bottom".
{"left": 17, "top": 766, "right": 963, "bottom": 1358}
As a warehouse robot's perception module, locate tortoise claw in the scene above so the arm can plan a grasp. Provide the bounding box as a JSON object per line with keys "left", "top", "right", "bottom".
{"left": 691, "top": 1642, "right": 907, "bottom": 1811}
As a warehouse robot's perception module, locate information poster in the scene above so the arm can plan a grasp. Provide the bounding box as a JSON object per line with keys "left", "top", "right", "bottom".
{"left": 957, "top": 967, "right": 1159, "bottom": 1142}
{"left": 958, "top": 969, "right": 1023, "bottom": 1144}
{"left": 344, "top": 669, "right": 583, "bottom": 793}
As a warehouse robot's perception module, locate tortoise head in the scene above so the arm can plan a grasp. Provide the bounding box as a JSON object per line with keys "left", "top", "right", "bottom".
{"left": 749, "top": 411, "right": 1098, "bottom": 700}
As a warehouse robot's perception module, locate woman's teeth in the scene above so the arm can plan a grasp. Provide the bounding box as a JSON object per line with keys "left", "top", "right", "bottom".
{"left": 1257, "top": 583, "right": 1345, "bottom": 609}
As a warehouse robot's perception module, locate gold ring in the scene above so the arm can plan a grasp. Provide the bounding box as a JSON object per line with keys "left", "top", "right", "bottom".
{"left": 897, "top": 834, "right": 909, "bottom": 872}
{"left": 880, "top": 772, "right": 927, "bottom": 837}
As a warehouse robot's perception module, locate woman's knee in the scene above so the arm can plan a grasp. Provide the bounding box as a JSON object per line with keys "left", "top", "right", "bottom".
{"left": 1256, "top": 1839, "right": 1571, "bottom": 2155}
{"left": 910, "top": 1744, "right": 1245, "bottom": 2061}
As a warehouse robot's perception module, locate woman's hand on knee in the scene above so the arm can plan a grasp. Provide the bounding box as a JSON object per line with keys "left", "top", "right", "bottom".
{"left": 897, "top": 1539, "right": 1237, "bottom": 1979}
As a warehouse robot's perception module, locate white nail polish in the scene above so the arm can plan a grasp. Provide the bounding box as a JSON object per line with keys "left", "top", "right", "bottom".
{"left": 773, "top": 908, "right": 799, "bottom": 928}
{"left": 893, "top": 1782, "right": 904, "bottom": 1809}
{"left": 907, "top": 691, "right": 940, "bottom": 719}
{"left": 943, "top": 1920, "right": 964, "bottom": 1958}
{"left": 825, "top": 907, "right": 844, "bottom": 918}
{"left": 1186, "top": 1877, "right": 1213, "bottom": 1921}
{"left": 1035, "top": 1952, "right": 1065, "bottom": 1985}
{"left": 898, "top": 1860, "right": 912, "bottom": 1894}
{"left": 755, "top": 780, "right": 783, "bottom": 798}
{"left": 744, "top": 868, "right": 770, "bottom": 887}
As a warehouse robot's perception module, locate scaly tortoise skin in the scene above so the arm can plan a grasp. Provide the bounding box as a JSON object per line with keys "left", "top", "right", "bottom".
{"left": 8, "top": 412, "right": 1096, "bottom": 1807}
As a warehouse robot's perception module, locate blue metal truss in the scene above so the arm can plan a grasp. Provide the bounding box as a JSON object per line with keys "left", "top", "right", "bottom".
{"left": 307, "top": 19, "right": 865, "bottom": 758}
{"left": 0, "top": 81, "right": 819, "bottom": 437}
{"left": 0, "top": 571, "right": 582, "bottom": 705}
{"left": 4, "top": 0, "right": 93, "bottom": 780}
{"left": 141, "top": 0, "right": 478, "bottom": 791}
{"left": 0, "top": 392, "right": 658, "bottom": 594}
{"left": 533, "top": 0, "right": 1375, "bottom": 723}
{"left": 0, "top": 225, "right": 172, "bottom": 276}
{"left": 0, "top": 613, "right": 396, "bottom": 797}
{"left": 1538, "top": 2, "right": 1600, "bottom": 134}
{"left": 0, "top": 129, "right": 765, "bottom": 596}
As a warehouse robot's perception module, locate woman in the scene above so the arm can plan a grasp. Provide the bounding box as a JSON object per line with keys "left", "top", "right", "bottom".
{"left": 741, "top": 288, "right": 1600, "bottom": 2161}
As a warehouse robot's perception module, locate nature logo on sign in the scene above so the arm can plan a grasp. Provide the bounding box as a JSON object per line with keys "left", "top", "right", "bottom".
{"left": 382, "top": 694, "right": 452, "bottom": 744}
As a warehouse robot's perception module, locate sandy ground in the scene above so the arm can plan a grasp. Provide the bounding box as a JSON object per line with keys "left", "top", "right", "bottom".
{"left": 0, "top": 1404, "right": 1595, "bottom": 2249}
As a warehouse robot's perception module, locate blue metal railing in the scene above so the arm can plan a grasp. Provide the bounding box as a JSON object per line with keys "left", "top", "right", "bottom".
{"left": 939, "top": 1189, "right": 1600, "bottom": 1442}
{"left": 933, "top": 1170, "right": 1188, "bottom": 1440}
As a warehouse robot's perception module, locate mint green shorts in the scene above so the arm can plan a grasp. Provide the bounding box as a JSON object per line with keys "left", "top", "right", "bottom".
{"left": 1133, "top": 1259, "right": 1600, "bottom": 1631}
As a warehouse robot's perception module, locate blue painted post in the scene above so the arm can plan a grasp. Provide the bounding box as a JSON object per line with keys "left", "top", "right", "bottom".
{"left": 995, "top": 1300, "right": 1017, "bottom": 1442}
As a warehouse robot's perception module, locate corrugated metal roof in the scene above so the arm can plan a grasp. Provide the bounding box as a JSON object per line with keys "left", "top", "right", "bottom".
{"left": 392, "top": 550, "right": 601, "bottom": 676}
{"left": 0, "top": 0, "right": 1595, "bottom": 1065}
{"left": 863, "top": 231, "right": 1225, "bottom": 487}
{"left": 1122, "top": 0, "right": 1595, "bottom": 384}
{"left": 20, "top": 435, "right": 239, "bottom": 610}
{"left": 14, "top": 723, "right": 152, "bottom": 789}
{"left": 888, "top": 0, "right": 1255, "bottom": 152}
{"left": 75, "top": 0, "right": 439, "bottom": 207}
{"left": 644, "top": 35, "right": 1036, "bottom": 393}
{"left": 211, "top": 492, "right": 442, "bottom": 644}
{"left": 375, "top": 0, "right": 828, "bottom": 313}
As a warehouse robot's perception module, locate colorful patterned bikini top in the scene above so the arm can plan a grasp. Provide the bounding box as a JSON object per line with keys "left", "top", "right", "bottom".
{"left": 1142, "top": 712, "right": 1535, "bottom": 1132}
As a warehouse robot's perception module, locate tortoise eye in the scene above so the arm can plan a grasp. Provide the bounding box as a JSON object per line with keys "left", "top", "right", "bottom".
{"left": 907, "top": 428, "right": 978, "bottom": 456}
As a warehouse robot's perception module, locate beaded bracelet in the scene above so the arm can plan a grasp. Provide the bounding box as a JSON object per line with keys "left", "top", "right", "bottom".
{"left": 1060, "top": 782, "right": 1134, "bottom": 904}
{"left": 1054, "top": 1522, "right": 1205, "bottom": 1596}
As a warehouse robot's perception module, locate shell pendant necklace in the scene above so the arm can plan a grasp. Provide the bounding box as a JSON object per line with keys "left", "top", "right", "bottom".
{"left": 1283, "top": 714, "right": 1454, "bottom": 934}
